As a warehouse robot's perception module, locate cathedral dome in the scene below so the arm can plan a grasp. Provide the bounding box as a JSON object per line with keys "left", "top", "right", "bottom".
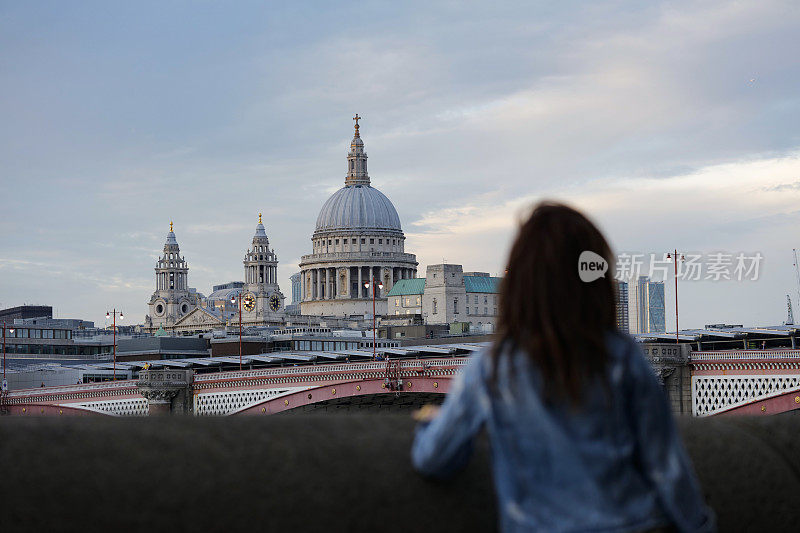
{"left": 313, "top": 115, "right": 402, "bottom": 237}
{"left": 315, "top": 184, "right": 402, "bottom": 235}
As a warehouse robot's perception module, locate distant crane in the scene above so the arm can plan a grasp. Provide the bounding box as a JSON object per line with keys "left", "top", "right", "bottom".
{"left": 787, "top": 294, "right": 794, "bottom": 325}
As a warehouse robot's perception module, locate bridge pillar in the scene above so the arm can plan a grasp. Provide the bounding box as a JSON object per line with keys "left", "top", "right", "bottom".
{"left": 137, "top": 369, "right": 194, "bottom": 415}
{"left": 642, "top": 343, "right": 692, "bottom": 415}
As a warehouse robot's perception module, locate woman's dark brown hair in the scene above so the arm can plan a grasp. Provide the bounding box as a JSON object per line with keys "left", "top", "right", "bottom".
{"left": 492, "top": 201, "right": 617, "bottom": 404}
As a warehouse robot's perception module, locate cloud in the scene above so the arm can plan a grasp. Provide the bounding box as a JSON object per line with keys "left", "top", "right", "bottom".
{"left": 1, "top": 1, "right": 799, "bottom": 326}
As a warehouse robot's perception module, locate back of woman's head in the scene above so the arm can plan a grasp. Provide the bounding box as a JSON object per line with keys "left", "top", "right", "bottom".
{"left": 493, "top": 201, "right": 617, "bottom": 404}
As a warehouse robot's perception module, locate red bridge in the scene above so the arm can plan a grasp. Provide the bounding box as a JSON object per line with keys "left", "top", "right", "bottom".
{"left": 4, "top": 346, "right": 800, "bottom": 417}
{"left": 1, "top": 356, "right": 467, "bottom": 416}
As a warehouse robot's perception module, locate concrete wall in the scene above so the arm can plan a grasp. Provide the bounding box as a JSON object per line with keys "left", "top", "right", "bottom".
{"left": 0, "top": 415, "right": 797, "bottom": 531}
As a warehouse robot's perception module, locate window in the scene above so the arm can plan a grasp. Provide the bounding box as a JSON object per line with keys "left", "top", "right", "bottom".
{"left": 328, "top": 240, "right": 332, "bottom": 245}
{"left": 395, "top": 311, "right": 400, "bottom": 315}
{"left": 484, "top": 307, "right": 488, "bottom": 315}
{"left": 474, "top": 295, "right": 478, "bottom": 304}
{"left": 474, "top": 307, "right": 478, "bottom": 315}
{"left": 352, "top": 239, "right": 356, "bottom": 244}
{"left": 370, "top": 238, "right": 374, "bottom": 244}
{"left": 361, "top": 238, "right": 366, "bottom": 244}
{"left": 466, "top": 307, "right": 470, "bottom": 315}
{"left": 452, "top": 272, "right": 455, "bottom": 277}
{"left": 379, "top": 239, "right": 383, "bottom": 244}
{"left": 395, "top": 299, "right": 399, "bottom": 307}
{"left": 493, "top": 307, "right": 497, "bottom": 315}
{"left": 416, "top": 296, "right": 421, "bottom": 305}
{"left": 335, "top": 239, "right": 339, "bottom": 245}
{"left": 454, "top": 297, "right": 459, "bottom": 314}
{"left": 432, "top": 299, "right": 438, "bottom": 314}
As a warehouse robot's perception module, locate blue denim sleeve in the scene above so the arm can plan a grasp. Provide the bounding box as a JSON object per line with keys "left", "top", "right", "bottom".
{"left": 628, "top": 342, "right": 716, "bottom": 533}
{"left": 411, "top": 353, "right": 488, "bottom": 479}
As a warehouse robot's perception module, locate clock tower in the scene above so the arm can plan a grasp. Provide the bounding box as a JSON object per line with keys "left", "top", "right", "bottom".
{"left": 147, "top": 222, "right": 200, "bottom": 330}
{"left": 242, "top": 214, "right": 285, "bottom": 321}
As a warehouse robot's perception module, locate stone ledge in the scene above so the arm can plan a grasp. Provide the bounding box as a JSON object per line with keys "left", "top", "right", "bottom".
{"left": 0, "top": 414, "right": 797, "bottom": 531}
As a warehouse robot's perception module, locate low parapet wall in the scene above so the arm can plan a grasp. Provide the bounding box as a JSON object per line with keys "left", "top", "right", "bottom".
{"left": 0, "top": 414, "right": 798, "bottom": 531}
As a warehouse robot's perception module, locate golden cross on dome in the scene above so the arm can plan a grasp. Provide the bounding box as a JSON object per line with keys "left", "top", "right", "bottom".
{"left": 170, "top": 221, "right": 173, "bottom": 232}
{"left": 258, "top": 213, "right": 262, "bottom": 224}
{"left": 353, "top": 114, "right": 361, "bottom": 127}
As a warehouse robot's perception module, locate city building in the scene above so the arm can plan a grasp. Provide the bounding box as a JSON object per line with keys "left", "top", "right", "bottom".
{"left": 629, "top": 276, "right": 666, "bottom": 334}
{"left": 299, "top": 116, "right": 418, "bottom": 317}
{"left": 290, "top": 273, "right": 301, "bottom": 304}
{"left": 0, "top": 323, "right": 114, "bottom": 357}
{"left": 0, "top": 305, "right": 52, "bottom": 321}
{"left": 614, "top": 280, "right": 629, "bottom": 333}
{"left": 285, "top": 273, "right": 302, "bottom": 315}
{"left": 13, "top": 317, "right": 95, "bottom": 330}
{"left": 386, "top": 264, "right": 501, "bottom": 332}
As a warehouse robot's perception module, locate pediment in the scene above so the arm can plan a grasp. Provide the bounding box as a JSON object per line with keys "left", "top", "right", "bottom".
{"left": 174, "top": 307, "right": 224, "bottom": 327}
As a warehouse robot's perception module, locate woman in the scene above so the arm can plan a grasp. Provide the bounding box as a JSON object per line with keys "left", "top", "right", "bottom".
{"left": 412, "top": 202, "right": 714, "bottom": 532}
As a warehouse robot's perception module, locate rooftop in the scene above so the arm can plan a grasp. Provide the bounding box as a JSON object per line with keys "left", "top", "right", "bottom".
{"left": 387, "top": 278, "right": 426, "bottom": 296}
{"left": 464, "top": 276, "right": 501, "bottom": 294}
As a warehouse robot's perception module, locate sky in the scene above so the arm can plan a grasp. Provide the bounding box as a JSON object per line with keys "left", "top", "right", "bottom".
{"left": 1, "top": 1, "right": 799, "bottom": 329}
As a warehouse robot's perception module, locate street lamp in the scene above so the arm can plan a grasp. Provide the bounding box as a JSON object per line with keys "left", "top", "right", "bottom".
{"left": 106, "top": 309, "right": 123, "bottom": 381}
{"left": 666, "top": 251, "right": 685, "bottom": 345}
{"left": 364, "top": 278, "right": 384, "bottom": 359}
{"left": 230, "top": 293, "right": 243, "bottom": 371}
{"left": 2, "top": 322, "right": 15, "bottom": 393}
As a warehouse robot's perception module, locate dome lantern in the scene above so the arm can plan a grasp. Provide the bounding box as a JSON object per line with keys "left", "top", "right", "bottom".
{"left": 345, "top": 114, "right": 370, "bottom": 187}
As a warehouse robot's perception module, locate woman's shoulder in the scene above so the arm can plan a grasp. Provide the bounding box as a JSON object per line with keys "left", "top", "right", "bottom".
{"left": 604, "top": 330, "right": 640, "bottom": 355}
{"left": 604, "top": 331, "right": 649, "bottom": 371}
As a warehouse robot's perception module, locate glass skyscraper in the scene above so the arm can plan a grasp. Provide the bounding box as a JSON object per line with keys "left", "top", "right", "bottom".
{"left": 629, "top": 276, "right": 666, "bottom": 334}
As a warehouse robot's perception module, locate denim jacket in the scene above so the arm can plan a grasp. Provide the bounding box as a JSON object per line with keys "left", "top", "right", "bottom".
{"left": 411, "top": 332, "right": 715, "bottom": 532}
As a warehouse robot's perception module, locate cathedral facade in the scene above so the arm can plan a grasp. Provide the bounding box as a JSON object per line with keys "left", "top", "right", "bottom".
{"left": 144, "top": 116, "right": 419, "bottom": 328}
{"left": 145, "top": 217, "right": 285, "bottom": 333}
{"left": 299, "top": 116, "right": 418, "bottom": 317}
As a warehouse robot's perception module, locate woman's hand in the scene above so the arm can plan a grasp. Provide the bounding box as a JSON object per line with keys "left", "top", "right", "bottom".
{"left": 412, "top": 404, "right": 441, "bottom": 422}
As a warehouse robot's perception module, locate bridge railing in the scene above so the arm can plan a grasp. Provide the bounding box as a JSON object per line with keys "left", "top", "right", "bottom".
{"left": 194, "top": 357, "right": 469, "bottom": 382}
{"left": 691, "top": 349, "right": 800, "bottom": 362}
{"left": 7, "top": 379, "right": 139, "bottom": 398}
{"left": 7, "top": 358, "right": 470, "bottom": 400}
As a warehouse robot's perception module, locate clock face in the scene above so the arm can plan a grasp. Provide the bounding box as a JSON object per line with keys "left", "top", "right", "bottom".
{"left": 269, "top": 294, "right": 281, "bottom": 312}
{"left": 243, "top": 293, "right": 256, "bottom": 312}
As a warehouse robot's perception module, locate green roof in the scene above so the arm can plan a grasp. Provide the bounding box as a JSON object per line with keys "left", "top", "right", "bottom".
{"left": 387, "top": 278, "right": 426, "bottom": 296}
{"left": 464, "top": 276, "right": 501, "bottom": 294}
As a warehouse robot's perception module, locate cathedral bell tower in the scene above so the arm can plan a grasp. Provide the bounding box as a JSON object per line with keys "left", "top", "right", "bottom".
{"left": 242, "top": 213, "right": 285, "bottom": 320}
{"left": 147, "top": 222, "right": 198, "bottom": 328}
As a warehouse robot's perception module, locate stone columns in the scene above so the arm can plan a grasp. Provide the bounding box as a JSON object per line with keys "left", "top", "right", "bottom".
{"left": 137, "top": 369, "right": 194, "bottom": 415}
{"left": 357, "top": 266, "right": 363, "bottom": 299}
